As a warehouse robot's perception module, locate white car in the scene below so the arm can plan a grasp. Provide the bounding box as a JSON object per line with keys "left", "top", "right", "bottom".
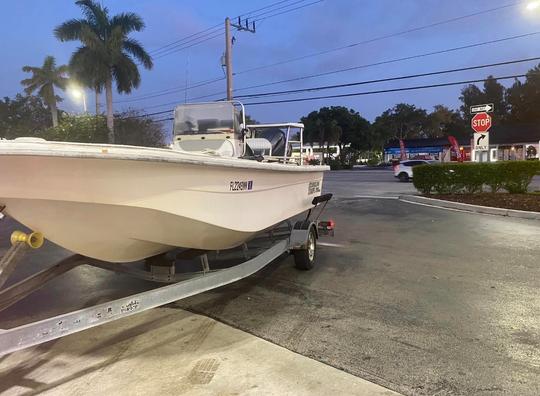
{"left": 394, "top": 160, "right": 436, "bottom": 182}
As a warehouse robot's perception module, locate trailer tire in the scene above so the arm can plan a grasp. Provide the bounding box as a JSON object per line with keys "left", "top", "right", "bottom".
{"left": 293, "top": 226, "right": 316, "bottom": 270}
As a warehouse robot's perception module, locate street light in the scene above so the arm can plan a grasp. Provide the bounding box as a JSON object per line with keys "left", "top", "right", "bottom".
{"left": 68, "top": 85, "right": 87, "bottom": 113}
{"left": 526, "top": 1, "right": 540, "bottom": 10}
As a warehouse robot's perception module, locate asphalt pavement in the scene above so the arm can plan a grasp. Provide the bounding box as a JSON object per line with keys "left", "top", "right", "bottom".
{"left": 1, "top": 168, "right": 539, "bottom": 395}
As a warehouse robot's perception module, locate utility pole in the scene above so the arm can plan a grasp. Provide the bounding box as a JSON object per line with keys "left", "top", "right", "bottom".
{"left": 225, "top": 17, "right": 233, "bottom": 101}
{"left": 224, "top": 16, "right": 256, "bottom": 101}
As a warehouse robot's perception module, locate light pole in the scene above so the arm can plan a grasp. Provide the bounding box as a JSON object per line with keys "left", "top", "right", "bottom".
{"left": 68, "top": 85, "right": 87, "bottom": 113}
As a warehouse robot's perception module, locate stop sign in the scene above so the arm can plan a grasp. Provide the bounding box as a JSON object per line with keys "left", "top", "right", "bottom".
{"left": 471, "top": 112, "right": 492, "bottom": 133}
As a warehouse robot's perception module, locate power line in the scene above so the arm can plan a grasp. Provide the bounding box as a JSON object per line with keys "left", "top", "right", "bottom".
{"left": 150, "top": 24, "right": 223, "bottom": 56}
{"left": 246, "top": 0, "right": 318, "bottom": 21}
{"left": 119, "top": 1, "right": 325, "bottom": 103}
{"left": 236, "top": 1, "right": 524, "bottom": 75}
{"left": 149, "top": 0, "right": 297, "bottom": 55}
{"left": 233, "top": 56, "right": 540, "bottom": 99}
{"left": 153, "top": 31, "right": 225, "bottom": 60}
{"left": 129, "top": 64, "right": 534, "bottom": 119}
{"left": 150, "top": 0, "right": 319, "bottom": 60}
{"left": 243, "top": 73, "right": 530, "bottom": 106}
{"left": 116, "top": 77, "right": 225, "bottom": 103}
{"left": 131, "top": 89, "right": 224, "bottom": 112}
{"left": 232, "top": 31, "right": 540, "bottom": 93}
{"left": 167, "top": 31, "right": 540, "bottom": 104}
{"left": 242, "top": 0, "right": 306, "bottom": 18}
{"left": 152, "top": 117, "right": 174, "bottom": 123}
{"left": 125, "top": 31, "right": 539, "bottom": 110}
{"left": 152, "top": 28, "right": 224, "bottom": 57}
{"left": 153, "top": 0, "right": 324, "bottom": 59}
{"left": 131, "top": 109, "right": 174, "bottom": 118}
{"left": 252, "top": 0, "right": 324, "bottom": 22}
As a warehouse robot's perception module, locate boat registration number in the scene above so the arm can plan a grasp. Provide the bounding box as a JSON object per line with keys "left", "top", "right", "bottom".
{"left": 308, "top": 181, "right": 321, "bottom": 194}
{"left": 230, "top": 180, "right": 253, "bottom": 191}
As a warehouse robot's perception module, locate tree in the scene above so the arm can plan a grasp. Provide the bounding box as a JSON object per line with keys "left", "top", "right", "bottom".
{"left": 301, "top": 106, "right": 370, "bottom": 165}
{"left": 20, "top": 56, "right": 68, "bottom": 127}
{"left": 483, "top": 76, "right": 507, "bottom": 120}
{"left": 426, "top": 105, "right": 467, "bottom": 139}
{"left": 41, "top": 112, "right": 166, "bottom": 147}
{"left": 55, "top": 0, "right": 153, "bottom": 142}
{"left": 114, "top": 111, "right": 167, "bottom": 147}
{"left": 506, "top": 66, "right": 540, "bottom": 123}
{"left": 371, "top": 103, "right": 428, "bottom": 146}
{"left": 459, "top": 76, "right": 507, "bottom": 123}
{"left": 244, "top": 114, "right": 257, "bottom": 125}
{"left": 0, "top": 94, "right": 52, "bottom": 139}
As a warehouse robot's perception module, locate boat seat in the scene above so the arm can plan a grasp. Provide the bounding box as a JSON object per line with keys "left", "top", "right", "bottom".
{"left": 246, "top": 138, "right": 273, "bottom": 156}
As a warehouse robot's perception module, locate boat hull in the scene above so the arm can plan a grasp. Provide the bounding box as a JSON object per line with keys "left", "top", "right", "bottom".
{"left": 0, "top": 141, "right": 326, "bottom": 262}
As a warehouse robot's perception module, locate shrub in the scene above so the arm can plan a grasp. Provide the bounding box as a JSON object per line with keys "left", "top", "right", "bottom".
{"left": 40, "top": 112, "right": 167, "bottom": 147}
{"left": 413, "top": 161, "right": 540, "bottom": 195}
{"left": 329, "top": 158, "right": 343, "bottom": 170}
{"left": 41, "top": 114, "right": 108, "bottom": 143}
{"left": 500, "top": 161, "right": 540, "bottom": 193}
{"left": 366, "top": 158, "right": 379, "bottom": 166}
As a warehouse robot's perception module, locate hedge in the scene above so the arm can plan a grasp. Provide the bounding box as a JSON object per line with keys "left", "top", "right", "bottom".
{"left": 413, "top": 161, "right": 540, "bottom": 195}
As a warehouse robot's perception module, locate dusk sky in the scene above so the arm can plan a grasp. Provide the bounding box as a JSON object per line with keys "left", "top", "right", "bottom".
{"left": 2, "top": 0, "right": 540, "bottom": 125}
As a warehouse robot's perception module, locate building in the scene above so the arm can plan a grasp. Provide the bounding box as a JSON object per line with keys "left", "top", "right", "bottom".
{"left": 384, "top": 124, "right": 540, "bottom": 162}
{"left": 384, "top": 136, "right": 470, "bottom": 162}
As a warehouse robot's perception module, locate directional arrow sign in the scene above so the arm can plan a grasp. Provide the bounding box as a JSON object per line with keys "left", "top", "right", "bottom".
{"left": 470, "top": 103, "right": 494, "bottom": 114}
{"left": 473, "top": 132, "right": 489, "bottom": 151}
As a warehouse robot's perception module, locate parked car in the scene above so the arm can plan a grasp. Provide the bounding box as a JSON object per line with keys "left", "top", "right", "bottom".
{"left": 394, "top": 160, "right": 436, "bottom": 182}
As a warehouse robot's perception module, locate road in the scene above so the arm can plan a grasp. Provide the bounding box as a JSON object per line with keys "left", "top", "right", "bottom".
{"left": 1, "top": 169, "right": 539, "bottom": 395}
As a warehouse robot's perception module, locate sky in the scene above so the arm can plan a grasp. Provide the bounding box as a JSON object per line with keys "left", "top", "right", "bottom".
{"left": 2, "top": 0, "right": 540, "bottom": 125}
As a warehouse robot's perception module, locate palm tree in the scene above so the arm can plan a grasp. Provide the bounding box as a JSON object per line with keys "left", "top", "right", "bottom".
{"left": 21, "top": 56, "right": 68, "bottom": 127}
{"left": 54, "top": 0, "right": 153, "bottom": 143}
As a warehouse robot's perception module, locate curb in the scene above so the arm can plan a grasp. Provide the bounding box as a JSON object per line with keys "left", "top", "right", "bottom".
{"left": 399, "top": 195, "right": 540, "bottom": 220}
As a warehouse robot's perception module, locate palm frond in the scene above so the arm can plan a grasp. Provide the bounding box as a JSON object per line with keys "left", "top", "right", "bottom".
{"left": 38, "top": 84, "right": 55, "bottom": 105}
{"left": 54, "top": 75, "right": 69, "bottom": 90}
{"left": 110, "top": 12, "right": 144, "bottom": 34}
{"left": 54, "top": 19, "right": 87, "bottom": 41}
{"left": 22, "top": 82, "right": 39, "bottom": 95}
{"left": 123, "top": 38, "right": 153, "bottom": 69}
{"left": 21, "top": 66, "right": 40, "bottom": 73}
{"left": 70, "top": 46, "right": 108, "bottom": 88}
{"left": 107, "top": 26, "right": 125, "bottom": 59}
{"left": 57, "top": 64, "right": 70, "bottom": 75}
{"left": 76, "top": 0, "right": 109, "bottom": 31}
{"left": 79, "top": 24, "right": 107, "bottom": 56}
{"left": 113, "top": 54, "right": 140, "bottom": 94}
{"left": 42, "top": 56, "right": 56, "bottom": 72}
{"left": 20, "top": 77, "right": 37, "bottom": 86}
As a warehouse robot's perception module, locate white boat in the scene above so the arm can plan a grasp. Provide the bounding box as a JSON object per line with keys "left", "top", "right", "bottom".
{"left": 0, "top": 102, "right": 328, "bottom": 262}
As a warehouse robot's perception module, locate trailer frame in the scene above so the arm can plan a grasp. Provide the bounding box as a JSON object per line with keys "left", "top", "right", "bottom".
{"left": 0, "top": 194, "right": 333, "bottom": 356}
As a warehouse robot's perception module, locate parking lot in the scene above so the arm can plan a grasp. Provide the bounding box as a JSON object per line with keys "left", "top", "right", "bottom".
{"left": 1, "top": 169, "right": 539, "bottom": 395}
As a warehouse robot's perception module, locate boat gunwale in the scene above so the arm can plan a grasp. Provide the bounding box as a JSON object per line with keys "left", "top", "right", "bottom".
{"left": 0, "top": 141, "right": 329, "bottom": 173}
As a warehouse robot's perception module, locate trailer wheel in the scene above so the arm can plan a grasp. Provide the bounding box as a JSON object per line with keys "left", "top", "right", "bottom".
{"left": 293, "top": 226, "right": 316, "bottom": 270}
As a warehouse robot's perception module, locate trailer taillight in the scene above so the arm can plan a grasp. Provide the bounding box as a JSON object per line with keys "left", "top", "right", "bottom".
{"left": 318, "top": 220, "right": 335, "bottom": 236}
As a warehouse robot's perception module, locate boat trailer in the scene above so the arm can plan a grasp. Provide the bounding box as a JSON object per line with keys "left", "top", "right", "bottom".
{"left": 0, "top": 194, "right": 333, "bottom": 356}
